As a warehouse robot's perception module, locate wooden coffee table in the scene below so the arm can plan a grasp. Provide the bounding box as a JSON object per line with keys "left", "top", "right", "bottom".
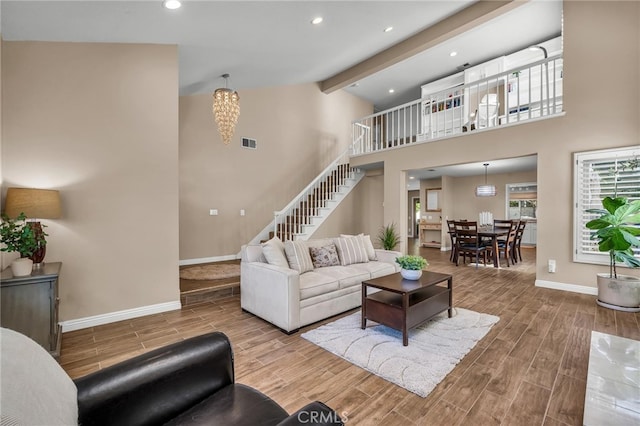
{"left": 361, "top": 271, "right": 453, "bottom": 346}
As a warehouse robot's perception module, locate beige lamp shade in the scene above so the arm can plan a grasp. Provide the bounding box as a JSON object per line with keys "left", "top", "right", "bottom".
{"left": 4, "top": 188, "right": 62, "bottom": 219}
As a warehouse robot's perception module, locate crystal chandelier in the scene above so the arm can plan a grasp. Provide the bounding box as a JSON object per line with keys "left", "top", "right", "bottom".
{"left": 475, "top": 163, "right": 497, "bottom": 197}
{"left": 212, "top": 74, "right": 240, "bottom": 145}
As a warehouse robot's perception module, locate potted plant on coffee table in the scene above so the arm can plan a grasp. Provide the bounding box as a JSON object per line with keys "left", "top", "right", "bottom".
{"left": 0, "top": 213, "right": 46, "bottom": 276}
{"left": 396, "top": 255, "right": 428, "bottom": 280}
{"left": 586, "top": 194, "right": 640, "bottom": 312}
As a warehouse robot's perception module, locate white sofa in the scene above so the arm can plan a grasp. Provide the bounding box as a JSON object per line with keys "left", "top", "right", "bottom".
{"left": 240, "top": 235, "right": 401, "bottom": 333}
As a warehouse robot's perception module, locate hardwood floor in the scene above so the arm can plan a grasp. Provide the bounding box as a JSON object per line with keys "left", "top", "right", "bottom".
{"left": 60, "top": 246, "right": 639, "bottom": 425}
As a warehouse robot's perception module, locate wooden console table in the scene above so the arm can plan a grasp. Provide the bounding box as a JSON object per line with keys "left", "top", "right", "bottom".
{"left": 419, "top": 222, "right": 442, "bottom": 248}
{"left": 361, "top": 271, "right": 453, "bottom": 346}
{"left": 0, "top": 262, "right": 62, "bottom": 357}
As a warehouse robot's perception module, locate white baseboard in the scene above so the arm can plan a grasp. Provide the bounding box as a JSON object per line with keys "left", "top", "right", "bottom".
{"left": 179, "top": 254, "right": 239, "bottom": 266}
{"left": 60, "top": 301, "right": 182, "bottom": 332}
{"left": 535, "top": 279, "right": 598, "bottom": 296}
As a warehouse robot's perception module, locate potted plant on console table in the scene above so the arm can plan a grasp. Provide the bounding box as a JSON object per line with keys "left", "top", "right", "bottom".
{"left": 586, "top": 195, "right": 640, "bottom": 312}
{"left": 396, "top": 255, "right": 428, "bottom": 280}
{"left": 0, "top": 213, "right": 46, "bottom": 277}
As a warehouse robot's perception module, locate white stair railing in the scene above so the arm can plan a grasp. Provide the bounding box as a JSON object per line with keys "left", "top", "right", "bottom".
{"left": 273, "top": 149, "right": 359, "bottom": 241}
{"left": 351, "top": 54, "right": 563, "bottom": 155}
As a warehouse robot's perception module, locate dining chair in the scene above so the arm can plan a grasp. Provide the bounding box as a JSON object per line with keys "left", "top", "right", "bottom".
{"left": 495, "top": 220, "right": 518, "bottom": 267}
{"left": 446, "top": 220, "right": 456, "bottom": 262}
{"left": 512, "top": 220, "right": 528, "bottom": 263}
{"left": 453, "top": 221, "right": 489, "bottom": 268}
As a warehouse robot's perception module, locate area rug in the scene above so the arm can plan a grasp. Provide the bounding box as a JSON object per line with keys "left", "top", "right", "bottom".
{"left": 301, "top": 308, "right": 499, "bottom": 397}
{"left": 179, "top": 263, "right": 240, "bottom": 280}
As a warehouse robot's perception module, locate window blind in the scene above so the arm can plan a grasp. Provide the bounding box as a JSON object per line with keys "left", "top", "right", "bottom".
{"left": 574, "top": 147, "right": 640, "bottom": 265}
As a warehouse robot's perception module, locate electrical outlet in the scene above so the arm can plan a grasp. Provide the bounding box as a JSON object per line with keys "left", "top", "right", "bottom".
{"left": 209, "top": 209, "right": 218, "bottom": 216}
{"left": 240, "top": 209, "right": 245, "bottom": 216}
{"left": 548, "top": 259, "right": 556, "bottom": 273}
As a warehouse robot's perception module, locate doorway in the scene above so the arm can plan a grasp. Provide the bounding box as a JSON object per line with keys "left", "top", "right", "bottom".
{"left": 410, "top": 197, "right": 421, "bottom": 238}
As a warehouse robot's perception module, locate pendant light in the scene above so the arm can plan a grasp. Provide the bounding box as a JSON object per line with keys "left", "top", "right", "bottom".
{"left": 476, "top": 163, "right": 496, "bottom": 197}
{"left": 212, "top": 74, "right": 240, "bottom": 145}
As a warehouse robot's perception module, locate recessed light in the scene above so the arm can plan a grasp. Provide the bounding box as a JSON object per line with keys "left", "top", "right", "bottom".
{"left": 388, "top": 89, "right": 395, "bottom": 94}
{"left": 450, "top": 51, "right": 457, "bottom": 57}
{"left": 409, "top": 176, "right": 415, "bottom": 180}
{"left": 162, "top": 0, "right": 181, "bottom": 10}
{"left": 311, "top": 17, "right": 323, "bottom": 25}
{"left": 384, "top": 26, "right": 393, "bottom": 33}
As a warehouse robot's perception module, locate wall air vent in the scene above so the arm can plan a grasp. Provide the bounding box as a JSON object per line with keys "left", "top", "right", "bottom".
{"left": 241, "top": 137, "right": 257, "bottom": 149}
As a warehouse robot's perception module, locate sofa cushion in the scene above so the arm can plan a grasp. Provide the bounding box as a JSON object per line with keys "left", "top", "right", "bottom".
{"left": 261, "top": 236, "right": 289, "bottom": 268}
{"left": 347, "top": 261, "right": 398, "bottom": 279}
{"left": 312, "top": 265, "right": 370, "bottom": 289}
{"left": 299, "top": 271, "right": 340, "bottom": 300}
{"left": 284, "top": 240, "right": 314, "bottom": 274}
{"left": 0, "top": 328, "right": 78, "bottom": 426}
{"left": 309, "top": 244, "right": 340, "bottom": 268}
{"left": 300, "top": 285, "right": 360, "bottom": 308}
{"left": 333, "top": 236, "right": 369, "bottom": 266}
{"left": 341, "top": 233, "right": 377, "bottom": 261}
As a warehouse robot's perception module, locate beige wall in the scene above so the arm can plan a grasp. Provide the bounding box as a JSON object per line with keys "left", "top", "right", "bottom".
{"left": 351, "top": 1, "right": 640, "bottom": 289}
{"left": 0, "top": 35, "right": 6, "bottom": 270}
{"left": 179, "top": 84, "right": 372, "bottom": 260}
{"left": 1, "top": 41, "right": 180, "bottom": 321}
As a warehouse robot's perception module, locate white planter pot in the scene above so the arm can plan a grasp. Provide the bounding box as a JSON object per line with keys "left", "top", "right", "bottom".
{"left": 10, "top": 258, "right": 33, "bottom": 277}
{"left": 401, "top": 268, "right": 422, "bottom": 280}
{"left": 596, "top": 273, "right": 640, "bottom": 311}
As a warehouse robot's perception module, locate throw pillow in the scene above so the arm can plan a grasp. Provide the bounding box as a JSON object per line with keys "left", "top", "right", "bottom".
{"left": 362, "top": 234, "right": 377, "bottom": 260}
{"left": 334, "top": 236, "right": 369, "bottom": 266}
{"left": 261, "top": 236, "right": 289, "bottom": 268}
{"left": 284, "top": 240, "right": 314, "bottom": 273}
{"left": 341, "top": 233, "right": 377, "bottom": 261}
{"left": 309, "top": 244, "right": 340, "bottom": 268}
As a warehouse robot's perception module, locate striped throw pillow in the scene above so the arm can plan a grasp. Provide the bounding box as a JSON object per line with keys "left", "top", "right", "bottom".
{"left": 284, "top": 240, "right": 314, "bottom": 273}
{"left": 334, "top": 236, "right": 369, "bottom": 266}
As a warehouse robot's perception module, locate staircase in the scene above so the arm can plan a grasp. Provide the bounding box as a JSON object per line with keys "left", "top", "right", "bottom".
{"left": 248, "top": 149, "right": 364, "bottom": 244}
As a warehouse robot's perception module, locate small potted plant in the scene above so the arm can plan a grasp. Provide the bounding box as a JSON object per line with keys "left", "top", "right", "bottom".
{"left": 586, "top": 196, "right": 640, "bottom": 311}
{"left": 395, "top": 255, "right": 428, "bottom": 280}
{"left": 378, "top": 222, "right": 401, "bottom": 251}
{"left": 0, "top": 213, "right": 45, "bottom": 276}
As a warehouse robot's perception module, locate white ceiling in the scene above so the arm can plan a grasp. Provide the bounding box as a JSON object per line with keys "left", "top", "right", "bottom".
{"left": 1, "top": 0, "right": 562, "bottom": 110}
{"left": 345, "top": 1, "right": 563, "bottom": 110}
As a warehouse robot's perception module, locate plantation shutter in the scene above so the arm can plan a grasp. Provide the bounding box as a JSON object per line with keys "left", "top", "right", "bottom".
{"left": 574, "top": 147, "right": 640, "bottom": 265}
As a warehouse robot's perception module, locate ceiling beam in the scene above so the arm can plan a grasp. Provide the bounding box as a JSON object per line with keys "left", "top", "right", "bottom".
{"left": 320, "top": 0, "right": 528, "bottom": 94}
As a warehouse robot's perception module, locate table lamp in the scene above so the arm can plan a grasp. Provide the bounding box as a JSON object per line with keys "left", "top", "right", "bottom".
{"left": 4, "top": 188, "right": 61, "bottom": 266}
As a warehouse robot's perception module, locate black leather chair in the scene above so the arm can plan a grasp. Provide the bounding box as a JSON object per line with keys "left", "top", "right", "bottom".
{"left": 75, "top": 332, "right": 342, "bottom": 426}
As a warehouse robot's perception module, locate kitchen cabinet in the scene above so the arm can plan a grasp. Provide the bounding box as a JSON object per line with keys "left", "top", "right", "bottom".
{"left": 522, "top": 222, "right": 537, "bottom": 246}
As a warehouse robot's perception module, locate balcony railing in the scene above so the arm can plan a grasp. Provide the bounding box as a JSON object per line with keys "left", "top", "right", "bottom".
{"left": 351, "top": 54, "right": 563, "bottom": 155}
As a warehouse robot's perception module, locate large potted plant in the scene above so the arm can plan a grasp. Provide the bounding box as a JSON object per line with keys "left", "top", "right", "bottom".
{"left": 378, "top": 222, "right": 401, "bottom": 251}
{"left": 586, "top": 193, "right": 640, "bottom": 312}
{"left": 0, "top": 213, "right": 46, "bottom": 276}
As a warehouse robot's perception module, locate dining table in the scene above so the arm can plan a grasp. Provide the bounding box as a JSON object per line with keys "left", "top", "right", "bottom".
{"left": 477, "top": 226, "right": 510, "bottom": 268}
